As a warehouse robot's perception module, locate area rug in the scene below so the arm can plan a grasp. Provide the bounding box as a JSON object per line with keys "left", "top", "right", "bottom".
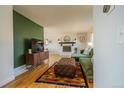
{"left": 36, "top": 62, "right": 87, "bottom": 88}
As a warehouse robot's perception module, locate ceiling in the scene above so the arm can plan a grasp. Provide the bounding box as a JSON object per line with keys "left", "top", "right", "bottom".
{"left": 14, "top": 5, "right": 93, "bottom": 32}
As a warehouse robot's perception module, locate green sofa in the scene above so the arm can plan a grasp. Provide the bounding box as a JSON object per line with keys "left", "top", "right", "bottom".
{"left": 71, "top": 49, "right": 93, "bottom": 59}
{"left": 71, "top": 48, "right": 93, "bottom": 83}
{"left": 79, "top": 58, "right": 93, "bottom": 82}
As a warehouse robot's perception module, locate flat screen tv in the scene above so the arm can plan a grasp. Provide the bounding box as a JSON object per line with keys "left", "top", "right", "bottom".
{"left": 31, "top": 38, "right": 44, "bottom": 53}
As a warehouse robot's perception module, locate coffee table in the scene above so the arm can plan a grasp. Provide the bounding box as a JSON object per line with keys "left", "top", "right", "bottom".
{"left": 54, "top": 58, "right": 76, "bottom": 78}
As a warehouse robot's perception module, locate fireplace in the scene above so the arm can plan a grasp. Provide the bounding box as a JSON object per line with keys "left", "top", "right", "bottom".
{"left": 63, "top": 46, "right": 71, "bottom": 52}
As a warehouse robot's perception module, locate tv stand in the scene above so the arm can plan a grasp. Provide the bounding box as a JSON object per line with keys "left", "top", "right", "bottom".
{"left": 26, "top": 51, "right": 49, "bottom": 66}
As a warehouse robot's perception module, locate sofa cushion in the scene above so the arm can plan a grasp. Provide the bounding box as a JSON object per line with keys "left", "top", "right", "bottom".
{"left": 71, "top": 48, "right": 93, "bottom": 58}
{"left": 71, "top": 53, "right": 91, "bottom": 58}
{"left": 79, "top": 58, "right": 93, "bottom": 81}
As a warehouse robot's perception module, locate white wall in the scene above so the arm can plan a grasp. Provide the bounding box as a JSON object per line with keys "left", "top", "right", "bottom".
{"left": 44, "top": 27, "right": 91, "bottom": 56}
{"left": 0, "top": 6, "right": 14, "bottom": 86}
{"left": 94, "top": 6, "right": 124, "bottom": 87}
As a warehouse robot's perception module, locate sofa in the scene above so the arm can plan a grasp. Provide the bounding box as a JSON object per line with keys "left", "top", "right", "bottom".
{"left": 71, "top": 48, "right": 93, "bottom": 60}
{"left": 71, "top": 48, "right": 93, "bottom": 83}
{"left": 79, "top": 57, "right": 93, "bottom": 83}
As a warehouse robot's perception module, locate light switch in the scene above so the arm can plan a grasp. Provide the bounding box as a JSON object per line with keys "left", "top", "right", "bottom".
{"left": 117, "top": 26, "right": 124, "bottom": 44}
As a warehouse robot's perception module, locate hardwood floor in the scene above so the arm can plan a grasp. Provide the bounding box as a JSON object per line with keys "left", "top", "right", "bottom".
{"left": 3, "top": 54, "right": 93, "bottom": 88}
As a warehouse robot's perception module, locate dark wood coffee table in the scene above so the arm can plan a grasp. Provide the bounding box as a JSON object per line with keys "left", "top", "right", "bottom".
{"left": 54, "top": 58, "right": 76, "bottom": 78}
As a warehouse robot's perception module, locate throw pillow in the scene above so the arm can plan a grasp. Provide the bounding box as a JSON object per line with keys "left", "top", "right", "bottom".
{"left": 83, "top": 47, "right": 91, "bottom": 55}
{"left": 80, "top": 49, "right": 84, "bottom": 54}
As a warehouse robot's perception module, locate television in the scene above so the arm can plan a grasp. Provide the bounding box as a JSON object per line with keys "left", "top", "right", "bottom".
{"left": 31, "top": 38, "right": 44, "bottom": 53}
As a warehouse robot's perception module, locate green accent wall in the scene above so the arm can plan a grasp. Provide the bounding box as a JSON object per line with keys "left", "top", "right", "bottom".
{"left": 13, "top": 10, "right": 44, "bottom": 68}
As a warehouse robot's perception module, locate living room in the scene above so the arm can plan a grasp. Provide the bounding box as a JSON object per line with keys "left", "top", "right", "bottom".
{"left": 0, "top": 5, "right": 93, "bottom": 88}
{"left": 1, "top": 5, "right": 124, "bottom": 89}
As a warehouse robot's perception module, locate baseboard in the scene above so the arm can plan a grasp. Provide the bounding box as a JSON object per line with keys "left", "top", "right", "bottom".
{"left": 0, "top": 65, "right": 28, "bottom": 87}
{"left": 0, "top": 75, "right": 15, "bottom": 87}
{"left": 14, "top": 65, "right": 28, "bottom": 77}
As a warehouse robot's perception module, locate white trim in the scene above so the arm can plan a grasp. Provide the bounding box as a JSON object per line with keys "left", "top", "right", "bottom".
{"left": 0, "top": 75, "right": 15, "bottom": 87}
{"left": 14, "top": 65, "right": 28, "bottom": 77}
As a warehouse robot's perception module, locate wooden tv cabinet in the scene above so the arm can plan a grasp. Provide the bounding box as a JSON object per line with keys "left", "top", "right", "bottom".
{"left": 26, "top": 51, "right": 49, "bottom": 66}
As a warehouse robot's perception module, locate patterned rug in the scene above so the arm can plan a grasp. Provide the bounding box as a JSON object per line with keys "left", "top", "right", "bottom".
{"left": 36, "top": 62, "right": 87, "bottom": 88}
